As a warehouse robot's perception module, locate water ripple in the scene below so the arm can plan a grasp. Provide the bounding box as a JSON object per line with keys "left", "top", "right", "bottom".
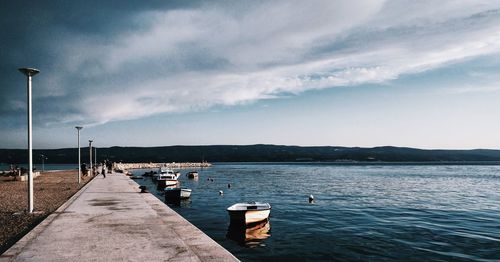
{"left": 134, "top": 164, "right": 500, "bottom": 261}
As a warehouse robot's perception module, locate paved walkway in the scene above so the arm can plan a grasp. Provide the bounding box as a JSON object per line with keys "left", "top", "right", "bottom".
{"left": 1, "top": 172, "right": 238, "bottom": 261}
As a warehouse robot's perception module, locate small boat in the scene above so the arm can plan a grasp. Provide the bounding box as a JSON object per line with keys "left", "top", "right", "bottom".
{"left": 164, "top": 188, "right": 192, "bottom": 200}
{"left": 227, "top": 202, "right": 271, "bottom": 225}
{"left": 186, "top": 171, "right": 198, "bottom": 179}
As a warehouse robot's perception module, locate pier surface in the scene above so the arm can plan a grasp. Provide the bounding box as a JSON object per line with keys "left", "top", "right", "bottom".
{"left": 1, "top": 172, "right": 238, "bottom": 261}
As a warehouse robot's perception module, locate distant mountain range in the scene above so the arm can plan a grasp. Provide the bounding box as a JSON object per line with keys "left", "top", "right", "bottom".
{"left": 2, "top": 145, "right": 500, "bottom": 164}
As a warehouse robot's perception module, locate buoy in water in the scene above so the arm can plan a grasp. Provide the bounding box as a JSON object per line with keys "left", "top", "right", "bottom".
{"left": 219, "top": 190, "right": 224, "bottom": 195}
{"left": 309, "top": 194, "right": 314, "bottom": 203}
{"left": 227, "top": 183, "right": 231, "bottom": 188}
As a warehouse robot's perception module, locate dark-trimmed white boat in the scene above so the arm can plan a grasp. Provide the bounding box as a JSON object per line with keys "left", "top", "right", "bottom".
{"left": 227, "top": 202, "right": 271, "bottom": 225}
{"left": 164, "top": 188, "right": 192, "bottom": 200}
{"left": 156, "top": 168, "right": 178, "bottom": 187}
{"left": 186, "top": 171, "right": 199, "bottom": 179}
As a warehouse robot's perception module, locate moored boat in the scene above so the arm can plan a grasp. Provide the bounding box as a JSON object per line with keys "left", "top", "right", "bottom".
{"left": 180, "top": 188, "right": 192, "bottom": 199}
{"left": 165, "top": 188, "right": 192, "bottom": 200}
{"left": 227, "top": 202, "right": 271, "bottom": 225}
{"left": 156, "top": 168, "right": 178, "bottom": 188}
{"left": 186, "top": 171, "right": 199, "bottom": 179}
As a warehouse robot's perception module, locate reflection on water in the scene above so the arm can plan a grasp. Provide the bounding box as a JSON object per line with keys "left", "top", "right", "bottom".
{"left": 227, "top": 219, "right": 271, "bottom": 247}
{"left": 164, "top": 198, "right": 191, "bottom": 207}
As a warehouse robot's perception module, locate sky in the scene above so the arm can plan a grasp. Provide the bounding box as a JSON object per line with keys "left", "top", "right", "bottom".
{"left": 1, "top": 0, "right": 500, "bottom": 149}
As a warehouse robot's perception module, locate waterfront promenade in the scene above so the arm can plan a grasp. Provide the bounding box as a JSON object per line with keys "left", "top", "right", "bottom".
{"left": 0, "top": 172, "right": 238, "bottom": 261}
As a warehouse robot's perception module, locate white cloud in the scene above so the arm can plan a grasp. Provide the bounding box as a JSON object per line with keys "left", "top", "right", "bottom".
{"left": 42, "top": 0, "right": 500, "bottom": 125}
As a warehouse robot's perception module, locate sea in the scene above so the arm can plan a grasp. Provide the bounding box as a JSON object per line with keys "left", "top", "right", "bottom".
{"left": 4, "top": 162, "right": 499, "bottom": 261}
{"left": 131, "top": 163, "right": 500, "bottom": 262}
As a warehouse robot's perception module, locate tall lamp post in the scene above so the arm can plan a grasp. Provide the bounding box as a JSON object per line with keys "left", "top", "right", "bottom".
{"left": 89, "top": 140, "right": 93, "bottom": 175}
{"left": 40, "top": 154, "right": 47, "bottom": 172}
{"left": 19, "top": 67, "right": 39, "bottom": 213}
{"left": 75, "top": 126, "right": 83, "bottom": 183}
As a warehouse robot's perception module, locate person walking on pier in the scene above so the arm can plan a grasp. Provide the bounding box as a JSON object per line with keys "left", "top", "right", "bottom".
{"left": 102, "top": 164, "right": 106, "bottom": 179}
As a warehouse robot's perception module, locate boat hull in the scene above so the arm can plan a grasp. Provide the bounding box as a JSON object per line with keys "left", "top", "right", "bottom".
{"left": 157, "top": 179, "right": 178, "bottom": 189}
{"left": 228, "top": 209, "right": 270, "bottom": 225}
{"left": 165, "top": 188, "right": 192, "bottom": 201}
{"left": 180, "top": 189, "right": 191, "bottom": 199}
{"left": 227, "top": 202, "right": 271, "bottom": 225}
{"left": 187, "top": 172, "right": 199, "bottom": 179}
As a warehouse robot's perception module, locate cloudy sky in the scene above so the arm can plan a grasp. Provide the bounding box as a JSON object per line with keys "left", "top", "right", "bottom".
{"left": 2, "top": 0, "right": 500, "bottom": 149}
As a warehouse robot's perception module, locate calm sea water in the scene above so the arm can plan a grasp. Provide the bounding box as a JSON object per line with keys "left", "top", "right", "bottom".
{"left": 132, "top": 163, "right": 500, "bottom": 261}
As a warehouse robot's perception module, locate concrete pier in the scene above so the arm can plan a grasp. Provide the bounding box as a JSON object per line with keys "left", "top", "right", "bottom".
{"left": 0, "top": 172, "right": 238, "bottom": 261}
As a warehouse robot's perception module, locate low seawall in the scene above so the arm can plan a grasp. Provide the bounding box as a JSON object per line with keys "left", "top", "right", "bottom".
{"left": 114, "top": 162, "right": 212, "bottom": 170}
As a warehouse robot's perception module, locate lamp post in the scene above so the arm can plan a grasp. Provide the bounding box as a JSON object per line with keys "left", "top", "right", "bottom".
{"left": 89, "top": 140, "right": 93, "bottom": 175}
{"left": 94, "top": 147, "right": 97, "bottom": 166}
{"left": 75, "top": 126, "right": 83, "bottom": 183}
{"left": 19, "top": 67, "right": 39, "bottom": 213}
{"left": 40, "top": 154, "right": 46, "bottom": 172}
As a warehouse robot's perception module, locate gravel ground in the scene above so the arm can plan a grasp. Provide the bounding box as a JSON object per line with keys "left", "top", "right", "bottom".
{"left": 0, "top": 170, "right": 93, "bottom": 254}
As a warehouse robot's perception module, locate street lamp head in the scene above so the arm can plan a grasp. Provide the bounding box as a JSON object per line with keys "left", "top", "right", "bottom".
{"left": 75, "top": 126, "right": 83, "bottom": 130}
{"left": 89, "top": 140, "right": 93, "bottom": 143}
{"left": 18, "top": 68, "right": 40, "bottom": 77}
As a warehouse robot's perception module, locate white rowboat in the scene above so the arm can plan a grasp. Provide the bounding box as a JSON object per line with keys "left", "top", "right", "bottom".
{"left": 227, "top": 202, "right": 271, "bottom": 225}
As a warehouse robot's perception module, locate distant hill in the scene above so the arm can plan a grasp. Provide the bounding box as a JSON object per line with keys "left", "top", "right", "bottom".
{"left": 2, "top": 145, "right": 500, "bottom": 164}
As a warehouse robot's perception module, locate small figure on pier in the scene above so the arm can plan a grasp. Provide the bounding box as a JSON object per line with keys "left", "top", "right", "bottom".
{"left": 102, "top": 165, "right": 106, "bottom": 179}
{"left": 81, "top": 163, "right": 87, "bottom": 177}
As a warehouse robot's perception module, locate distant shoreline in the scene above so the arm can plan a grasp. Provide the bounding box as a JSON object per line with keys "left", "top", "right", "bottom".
{"left": 2, "top": 145, "right": 500, "bottom": 164}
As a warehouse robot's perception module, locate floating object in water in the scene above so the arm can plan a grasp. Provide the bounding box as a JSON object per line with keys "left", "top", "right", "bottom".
{"left": 165, "top": 187, "right": 192, "bottom": 200}
{"left": 309, "top": 195, "right": 314, "bottom": 203}
{"left": 227, "top": 202, "right": 271, "bottom": 225}
{"left": 228, "top": 183, "right": 231, "bottom": 188}
{"left": 219, "top": 190, "right": 224, "bottom": 195}
{"left": 187, "top": 171, "right": 199, "bottom": 179}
